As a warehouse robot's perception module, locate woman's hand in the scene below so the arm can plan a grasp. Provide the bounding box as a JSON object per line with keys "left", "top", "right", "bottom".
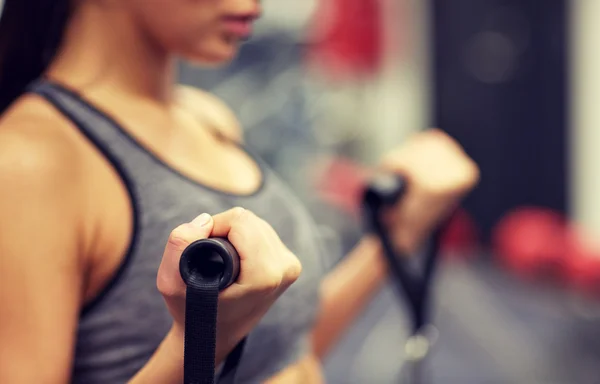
{"left": 379, "top": 129, "right": 480, "bottom": 254}
{"left": 156, "top": 207, "right": 303, "bottom": 363}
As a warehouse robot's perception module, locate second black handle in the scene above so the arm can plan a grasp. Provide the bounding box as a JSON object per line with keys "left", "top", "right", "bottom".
{"left": 363, "top": 172, "right": 408, "bottom": 211}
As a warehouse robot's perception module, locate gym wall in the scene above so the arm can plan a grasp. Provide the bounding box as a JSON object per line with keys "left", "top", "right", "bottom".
{"left": 430, "top": 0, "right": 569, "bottom": 244}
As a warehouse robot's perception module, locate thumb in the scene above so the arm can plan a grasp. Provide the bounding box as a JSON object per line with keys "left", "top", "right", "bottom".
{"left": 158, "top": 213, "right": 214, "bottom": 295}
{"left": 165, "top": 213, "right": 214, "bottom": 254}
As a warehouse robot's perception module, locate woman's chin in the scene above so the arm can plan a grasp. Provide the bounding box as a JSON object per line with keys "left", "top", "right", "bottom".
{"left": 183, "top": 43, "right": 240, "bottom": 68}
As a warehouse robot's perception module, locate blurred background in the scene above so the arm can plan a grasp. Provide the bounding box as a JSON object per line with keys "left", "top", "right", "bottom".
{"left": 179, "top": 1, "right": 599, "bottom": 383}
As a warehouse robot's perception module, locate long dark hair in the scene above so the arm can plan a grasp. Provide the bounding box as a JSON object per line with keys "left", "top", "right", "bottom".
{"left": 0, "top": 0, "right": 72, "bottom": 113}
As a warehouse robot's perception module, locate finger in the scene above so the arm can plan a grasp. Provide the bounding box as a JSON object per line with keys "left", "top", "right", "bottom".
{"left": 164, "top": 213, "right": 215, "bottom": 254}
{"left": 211, "top": 207, "right": 265, "bottom": 265}
{"left": 162, "top": 217, "right": 214, "bottom": 270}
{"left": 210, "top": 207, "right": 249, "bottom": 238}
{"left": 280, "top": 249, "right": 302, "bottom": 287}
{"left": 211, "top": 207, "right": 276, "bottom": 252}
{"left": 247, "top": 217, "right": 300, "bottom": 286}
{"left": 158, "top": 213, "right": 214, "bottom": 294}
{"left": 250, "top": 214, "right": 282, "bottom": 244}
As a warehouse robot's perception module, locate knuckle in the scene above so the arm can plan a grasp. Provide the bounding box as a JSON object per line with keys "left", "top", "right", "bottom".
{"left": 454, "top": 162, "right": 480, "bottom": 191}
{"left": 230, "top": 206, "right": 247, "bottom": 219}
{"left": 228, "top": 209, "right": 255, "bottom": 240}
{"left": 235, "top": 213, "right": 267, "bottom": 242}
{"left": 233, "top": 207, "right": 258, "bottom": 225}
{"left": 260, "top": 271, "right": 283, "bottom": 293}
{"left": 167, "top": 224, "right": 193, "bottom": 252}
{"left": 287, "top": 257, "right": 303, "bottom": 281}
{"left": 276, "top": 249, "right": 302, "bottom": 283}
{"left": 228, "top": 227, "right": 244, "bottom": 245}
{"left": 242, "top": 209, "right": 258, "bottom": 222}
{"left": 467, "top": 161, "right": 481, "bottom": 183}
{"left": 435, "top": 129, "right": 453, "bottom": 142}
{"left": 156, "top": 274, "right": 177, "bottom": 298}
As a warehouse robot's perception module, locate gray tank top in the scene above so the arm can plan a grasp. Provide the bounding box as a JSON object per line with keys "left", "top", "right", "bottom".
{"left": 29, "top": 81, "right": 326, "bottom": 384}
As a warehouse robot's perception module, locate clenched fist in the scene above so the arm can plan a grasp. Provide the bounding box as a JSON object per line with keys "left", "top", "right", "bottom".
{"left": 156, "top": 207, "right": 302, "bottom": 364}
{"left": 379, "top": 129, "right": 480, "bottom": 254}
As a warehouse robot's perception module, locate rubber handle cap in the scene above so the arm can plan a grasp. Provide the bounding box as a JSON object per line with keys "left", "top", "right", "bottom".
{"left": 179, "top": 238, "right": 240, "bottom": 291}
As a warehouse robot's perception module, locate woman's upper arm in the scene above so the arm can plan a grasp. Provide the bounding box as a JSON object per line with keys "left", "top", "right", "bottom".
{"left": 0, "top": 125, "right": 86, "bottom": 383}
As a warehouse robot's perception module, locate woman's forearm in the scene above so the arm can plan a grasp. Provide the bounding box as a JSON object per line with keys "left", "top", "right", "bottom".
{"left": 311, "top": 236, "right": 387, "bottom": 359}
{"left": 128, "top": 325, "right": 184, "bottom": 384}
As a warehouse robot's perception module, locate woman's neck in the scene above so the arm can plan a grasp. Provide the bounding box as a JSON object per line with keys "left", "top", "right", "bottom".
{"left": 47, "top": 2, "right": 176, "bottom": 104}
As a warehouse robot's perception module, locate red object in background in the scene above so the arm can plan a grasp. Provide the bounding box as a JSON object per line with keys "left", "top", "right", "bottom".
{"left": 492, "top": 207, "right": 568, "bottom": 279}
{"left": 564, "top": 226, "right": 600, "bottom": 296}
{"left": 306, "top": 0, "right": 384, "bottom": 80}
{"left": 314, "top": 157, "right": 371, "bottom": 216}
{"left": 440, "top": 209, "right": 479, "bottom": 258}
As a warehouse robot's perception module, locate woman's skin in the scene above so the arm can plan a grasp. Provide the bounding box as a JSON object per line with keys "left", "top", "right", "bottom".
{"left": 0, "top": 1, "right": 479, "bottom": 383}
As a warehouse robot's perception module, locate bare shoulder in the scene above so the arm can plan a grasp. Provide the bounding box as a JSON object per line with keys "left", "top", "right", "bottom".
{"left": 176, "top": 84, "right": 244, "bottom": 142}
{"left": 0, "top": 96, "right": 91, "bottom": 384}
{"left": 0, "top": 95, "right": 87, "bottom": 195}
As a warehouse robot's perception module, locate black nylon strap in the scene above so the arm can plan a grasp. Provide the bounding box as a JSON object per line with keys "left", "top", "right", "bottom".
{"left": 363, "top": 173, "right": 445, "bottom": 335}
{"left": 184, "top": 276, "right": 220, "bottom": 384}
{"left": 180, "top": 238, "right": 244, "bottom": 384}
{"left": 218, "top": 338, "right": 247, "bottom": 384}
{"left": 183, "top": 275, "right": 247, "bottom": 384}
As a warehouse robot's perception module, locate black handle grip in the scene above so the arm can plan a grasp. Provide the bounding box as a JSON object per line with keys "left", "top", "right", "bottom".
{"left": 363, "top": 173, "right": 408, "bottom": 210}
{"left": 179, "top": 238, "right": 240, "bottom": 291}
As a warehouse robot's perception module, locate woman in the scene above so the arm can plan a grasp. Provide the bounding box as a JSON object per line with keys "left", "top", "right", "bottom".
{"left": 0, "top": 1, "right": 479, "bottom": 383}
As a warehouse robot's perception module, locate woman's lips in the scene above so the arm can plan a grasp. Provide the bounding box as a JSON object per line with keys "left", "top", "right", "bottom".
{"left": 222, "top": 14, "right": 259, "bottom": 38}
